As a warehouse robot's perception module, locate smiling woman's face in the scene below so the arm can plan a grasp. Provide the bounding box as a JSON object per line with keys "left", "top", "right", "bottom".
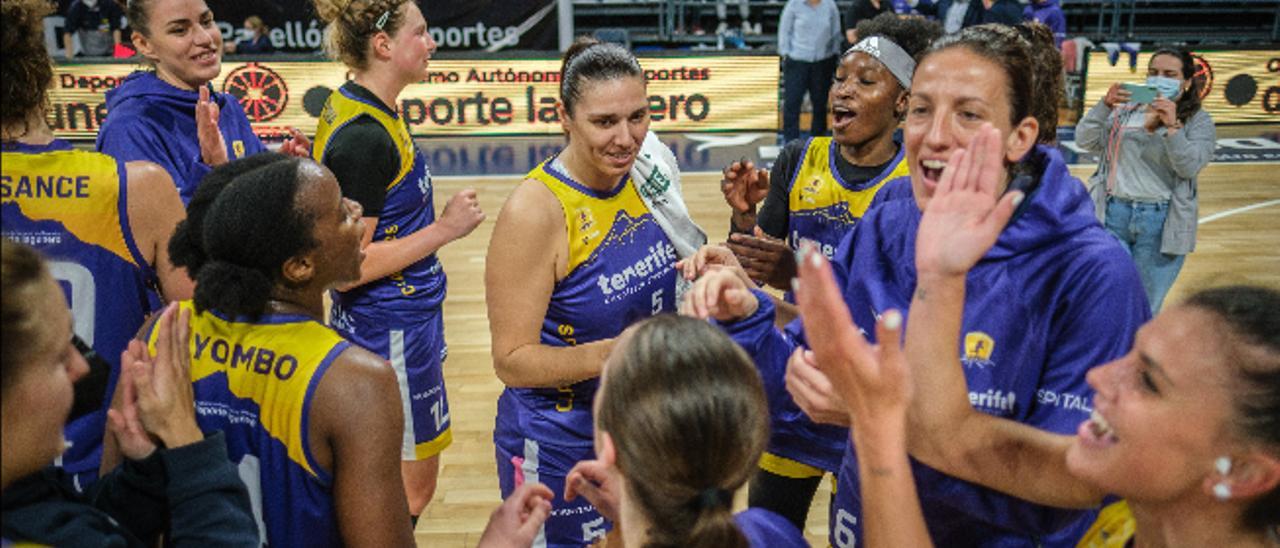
{"left": 904, "top": 47, "right": 1035, "bottom": 211}
{"left": 133, "top": 0, "right": 223, "bottom": 90}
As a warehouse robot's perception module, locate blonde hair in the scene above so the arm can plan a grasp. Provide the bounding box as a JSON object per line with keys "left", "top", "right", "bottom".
{"left": 312, "top": 0, "right": 410, "bottom": 71}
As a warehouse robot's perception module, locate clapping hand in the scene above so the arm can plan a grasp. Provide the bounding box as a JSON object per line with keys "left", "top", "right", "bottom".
{"left": 108, "top": 303, "right": 203, "bottom": 460}
{"left": 196, "top": 86, "right": 229, "bottom": 167}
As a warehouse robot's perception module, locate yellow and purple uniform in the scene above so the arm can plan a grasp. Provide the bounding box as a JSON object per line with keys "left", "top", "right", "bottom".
{"left": 1077, "top": 501, "right": 1135, "bottom": 548}
{"left": 1, "top": 140, "right": 156, "bottom": 488}
{"left": 494, "top": 158, "right": 678, "bottom": 547}
{"left": 783, "top": 136, "right": 910, "bottom": 258}
{"left": 150, "top": 302, "right": 351, "bottom": 547}
{"left": 313, "top": 85, "right": 452, "bottom": 460}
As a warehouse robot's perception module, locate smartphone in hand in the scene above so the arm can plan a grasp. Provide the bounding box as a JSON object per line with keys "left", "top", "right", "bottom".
{"left": 1121, "top": 83, "right": 1158, "bottom": 104}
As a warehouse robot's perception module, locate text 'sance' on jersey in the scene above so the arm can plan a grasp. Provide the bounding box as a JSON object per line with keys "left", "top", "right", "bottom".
{"left": 2, "top": 140, "right": 157, "bottom": 479}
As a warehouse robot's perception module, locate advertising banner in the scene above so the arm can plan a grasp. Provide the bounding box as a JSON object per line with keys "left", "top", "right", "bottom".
{"left": 1084, "top": 49, "right": 1279, "bottom": 124}
{"left": 207, "top": 0, "right": 557, "bottom": 53}
{"left": 49, "top": 56, "right": 780, "bottom": 140}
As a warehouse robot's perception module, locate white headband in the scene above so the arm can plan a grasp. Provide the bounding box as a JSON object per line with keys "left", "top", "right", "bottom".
{"left": 846, "top": 36, "right": 916, "bottom": 89}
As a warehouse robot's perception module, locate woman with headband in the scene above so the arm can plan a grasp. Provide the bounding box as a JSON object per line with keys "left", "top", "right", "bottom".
{"left": 709, "top": 13, "right": 941, "bottom": 530}
{"left": 686, "top": 22, "right": 1149, "bottom": 545}
{"left": 309, "top": 0, "right": 485, "bottom": 523}
{"left": 486, "top": 37, "right": 705, "bottom": 547}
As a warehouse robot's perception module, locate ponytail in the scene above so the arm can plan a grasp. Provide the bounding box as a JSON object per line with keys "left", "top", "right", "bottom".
{"left": 192, "top": 261, "right": 275, "bottom": 319}
{"left": 597, "top": 315, "right": 768, "bottom": 548}
{"left": 558, "top": 36, "right": 643, "bottom": 117}
{"left": 1017, "top": 22, "right": 1063, "bottom": 145}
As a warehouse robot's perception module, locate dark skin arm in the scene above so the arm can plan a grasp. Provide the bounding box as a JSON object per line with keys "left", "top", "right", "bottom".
{"left": 726, "top": 227, "right": 796, "bottom": 291}
{"left": 309, "top": 347, "right": 414, "bottom": 547}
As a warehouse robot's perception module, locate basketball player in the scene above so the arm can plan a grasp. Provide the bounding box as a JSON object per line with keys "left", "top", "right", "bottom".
{"left": 486, "top": 38, "right": 701, "bottom": 547}
{"left": 310, "top": 0, "right": 485, "bottom": 521}
{"left": 1, "top": 0, "right": 192, "bottom": 490}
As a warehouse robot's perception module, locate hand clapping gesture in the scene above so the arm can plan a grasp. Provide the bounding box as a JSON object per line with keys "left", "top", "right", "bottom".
{"left": 108, "top": 303, "right": 204, "bottom": 460}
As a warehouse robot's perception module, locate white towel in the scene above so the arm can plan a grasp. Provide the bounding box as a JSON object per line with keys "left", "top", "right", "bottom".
{"left": 631, "top": 131, "right": 707, "bottom": 302}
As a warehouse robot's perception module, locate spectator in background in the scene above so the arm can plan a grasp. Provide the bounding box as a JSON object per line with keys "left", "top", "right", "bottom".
{"left": 843, "top": 0, "right": 893, "bottom": 44}
{"left": 224, "top": 15, "right": 274, "bottom": 55}
{"left": 1024, "top": 0, "right": 1066, "bottom": 47}
{"left": 1077, "top": 48, "right": 1216, "bottom": 313}
{"left": 974, "top": 0, "right": 1022, "bottom": 26}
{"left": 920, "top": 0, "right": 1021, "bottom": 32}
{"left": 62, "top": 0, "right": 124, "bottom": 57}
{"left": 917, "top": 0, "right": 972, "bottom": 34}
{"left": 778, "top": 0, "right": 842, "bottom": 143}
{"left": 714, "top": 0, "right": 759, "bottom": 36}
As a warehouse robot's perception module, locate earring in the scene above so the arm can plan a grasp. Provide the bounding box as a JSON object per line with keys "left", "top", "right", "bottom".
{"left": 1216, "top": 456, "right": 1232, "bottom": 475}
{"left": 1213, "top": 482, "right": 1232, "bottom": 501}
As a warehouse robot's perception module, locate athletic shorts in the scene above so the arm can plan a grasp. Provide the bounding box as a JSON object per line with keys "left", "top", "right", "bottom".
{"left": 334, "top": 305, "right": 452, "bottom": 461}
{"left": 494, "top": 425, "right": 611, "bottom": 547}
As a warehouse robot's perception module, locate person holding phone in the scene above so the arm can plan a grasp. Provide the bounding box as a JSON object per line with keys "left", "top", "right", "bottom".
{"left": 1077, "top": 47, "right": 1216, "bottom": 313}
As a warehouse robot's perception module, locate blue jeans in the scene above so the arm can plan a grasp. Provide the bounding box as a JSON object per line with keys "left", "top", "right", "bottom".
{"left": 1105, "top": 197, "right": 1185, "bottom": 313}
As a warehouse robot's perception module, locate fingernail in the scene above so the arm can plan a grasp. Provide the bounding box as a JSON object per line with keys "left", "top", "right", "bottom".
{"left": 883, "top": 310, "right": 902, "bottom": 329}
{"left": 1012, "top": 192, "right": 1025, "bottom": 207}
{"left": 809, "top": 249, "right": 823, "bottom": 268}
{"left": 791, "top": 278, "right": 801, "bottom": 294}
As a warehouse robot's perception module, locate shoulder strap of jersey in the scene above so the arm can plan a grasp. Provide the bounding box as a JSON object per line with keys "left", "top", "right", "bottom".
{"left": 786, "top": 137, "right": 829, "bottom": 194}
{"left": 312, "top": 88, "right": 414, "bottom": 191}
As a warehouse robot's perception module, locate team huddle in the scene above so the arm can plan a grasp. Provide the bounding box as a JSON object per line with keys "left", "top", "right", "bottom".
{"left": 2, "top": 0, "right": 1277, "bottom": 547}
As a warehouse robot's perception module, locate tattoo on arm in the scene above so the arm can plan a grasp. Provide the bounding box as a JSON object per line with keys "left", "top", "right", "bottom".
{"left": 914, "top": 287, "right": 928, "bottom": 302}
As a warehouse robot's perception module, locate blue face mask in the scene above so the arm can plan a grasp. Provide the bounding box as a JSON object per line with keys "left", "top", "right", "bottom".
{"left": 1146, "top": 75, "right": 1183, "bottom": 100}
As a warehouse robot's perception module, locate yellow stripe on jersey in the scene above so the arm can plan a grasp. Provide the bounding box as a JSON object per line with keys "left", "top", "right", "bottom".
{"left": 1, "top": 149, "right": 137, "bottom": 266}
{"left": 788, "top": 137, "right": 911, "bottom": 217}
{"left": 526, "top": 162, "right": 651, "bottom": 274}
{"left": 759, "top": 452, "right": 825, "bottom": 479}
{"left": 1076, "top": 500, "right": 1136, "bottom": 548}
{"left": 312, "top": 89, "right": 414, "bottom": 191}
{"left": 151, "top": 301, "right": 345, "bottom": 477}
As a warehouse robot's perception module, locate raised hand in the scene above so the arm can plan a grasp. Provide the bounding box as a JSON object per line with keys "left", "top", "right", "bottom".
{"left": 915, "top": 124, "right": 1022, "bottom": 278}
{"left": 784, "top": 347, "right": 851, "bottom": 427}
{"left": 726, "top": 227, "right": 795, "bottom": 289}
{"left": 564, "top": 459, "right": 620, "bottom": 522}
{"left": 674, "top": 243, "right": 751, "bottom": 285}
{"left": 680, "top": 267, "right": 759, "bottom": 322}
{"left": 1145, "top": 97, "right": 1178, "bottom": 133}
{"left": 127, "top": 303, "right": 204, "bottom": 450}
{"left": 438, "top": 188, "right": 485, "bottom": 241}
{"left": 279, "top": 127, "right": 313, "bottom": 158}
{"left": 794, "top": 245, "right": 911, "bottom": 426}
{"left": 1102, "top": 82, "right": 1132, "bottom": 109}
{"left": 108, "top": 340, "right": 158, "bottom": 460}
{"left": 476, "top": 482, "right": 555, "bottom": 548}
{"left": 720, "top": 159, "right": 770, "bottom": 214}
{"left": 196, "top": 86, "right": 229, "bottom": 167}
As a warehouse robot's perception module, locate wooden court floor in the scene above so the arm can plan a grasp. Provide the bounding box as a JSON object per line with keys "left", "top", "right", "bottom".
{"left": 415, "top": 162, "right": 1280, "bottom": 546}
